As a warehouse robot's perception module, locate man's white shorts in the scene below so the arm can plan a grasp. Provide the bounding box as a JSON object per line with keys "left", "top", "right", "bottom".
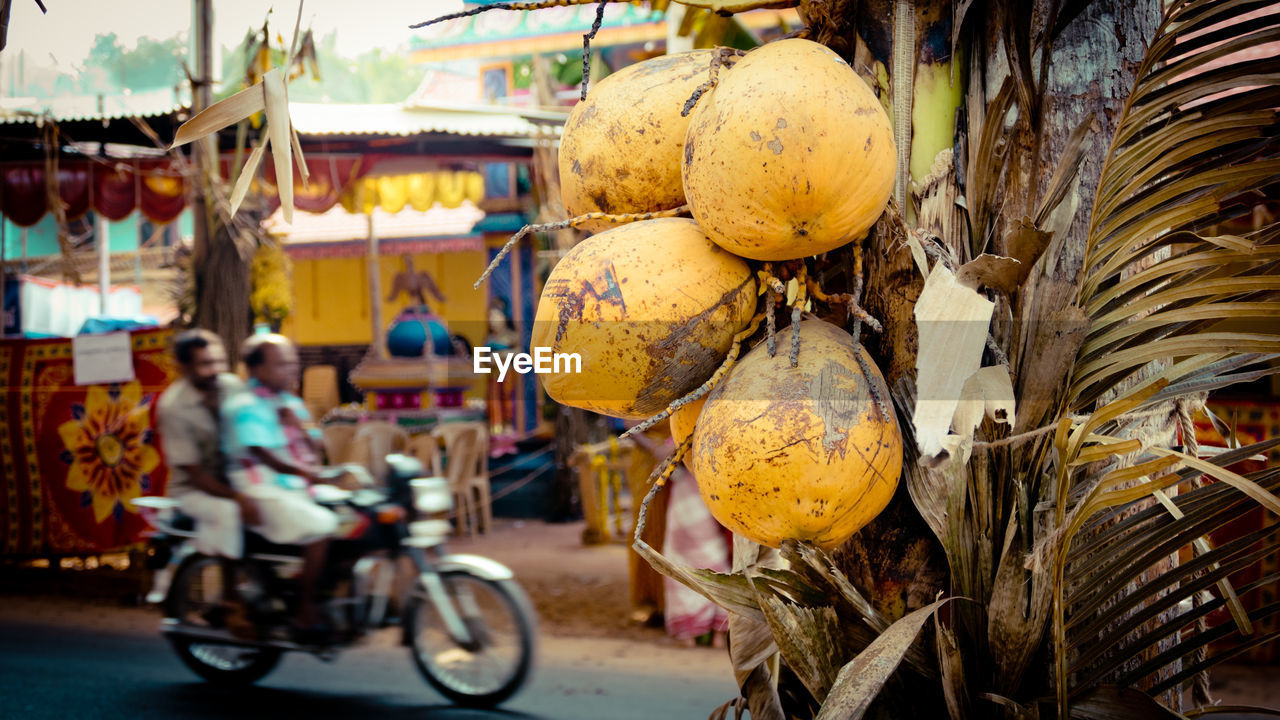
{"left": 236, "top": 481, "right": 338, "bottom": 546}
{"left": 173, "top": 492, "right": 243, "bottom": 559}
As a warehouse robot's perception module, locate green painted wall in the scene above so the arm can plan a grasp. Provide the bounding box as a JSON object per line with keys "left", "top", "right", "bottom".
{"left": 1, "top": 214, "right": 142, "bottom": 261}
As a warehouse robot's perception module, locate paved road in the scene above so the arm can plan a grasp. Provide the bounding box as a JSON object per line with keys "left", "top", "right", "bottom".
{"left": 0, "top": 607, "right": 739, "bottom": 720}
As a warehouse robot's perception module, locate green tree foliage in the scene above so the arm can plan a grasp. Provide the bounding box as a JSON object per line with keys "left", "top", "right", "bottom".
{"left": 81, "top": 32, "right": 185, "bottom": 93}
{"left": 219, "top": 30, "right": 424, "bottom": 104}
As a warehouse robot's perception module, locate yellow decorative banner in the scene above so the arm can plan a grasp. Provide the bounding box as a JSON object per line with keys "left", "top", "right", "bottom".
{"left": 337, "top": 171, "right": 485, "bottom": 216}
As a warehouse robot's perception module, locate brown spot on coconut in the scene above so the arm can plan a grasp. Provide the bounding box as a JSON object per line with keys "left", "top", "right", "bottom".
{"left": 531, "top": 217, "right": 756, "bottom": 420}
{"left": 690, "top": 320, "right": 903, "bottom": 549}
{"left": 559, "top": 50, "right": 715, "bottom": 232}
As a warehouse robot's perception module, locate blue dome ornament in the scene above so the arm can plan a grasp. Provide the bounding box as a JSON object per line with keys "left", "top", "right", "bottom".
{"left": 387, "top": 308, "right": 452, "bottom": 357}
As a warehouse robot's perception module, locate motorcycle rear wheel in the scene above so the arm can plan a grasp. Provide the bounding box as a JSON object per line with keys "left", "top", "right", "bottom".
{"left": 166, "top": 555, "right": 283, "bottom": 686}
{"left": 405, "top": 572, "right": 537, "bottom": 708}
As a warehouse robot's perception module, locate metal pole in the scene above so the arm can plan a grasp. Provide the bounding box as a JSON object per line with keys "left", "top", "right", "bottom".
{"left": 367, "top": 213, "right": 384, "bottom": 359}
{"left": 19, "top": 226, "right": 26, "bottom": 273}
{"left": 97, "top": 213, "right": 110, "bottom": 315}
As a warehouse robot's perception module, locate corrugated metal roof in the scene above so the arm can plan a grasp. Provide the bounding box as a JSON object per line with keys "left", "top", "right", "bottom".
{"left": 263, "top": 201, "right": 485, "bottom": 243}
{"left": 288, "top": 102, "right": 564, "bottom": 139}
{"left": 0, "top": 88, "right": 188, "bottom": 124}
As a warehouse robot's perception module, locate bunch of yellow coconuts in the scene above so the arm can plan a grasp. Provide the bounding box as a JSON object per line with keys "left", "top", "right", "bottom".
{"left": 532, "top": 39, "right": 903, "bottom": 551}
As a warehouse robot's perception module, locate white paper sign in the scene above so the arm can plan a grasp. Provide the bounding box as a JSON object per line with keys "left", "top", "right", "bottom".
{"left": 72, "top": 332, "right": 136, "bottom": 386}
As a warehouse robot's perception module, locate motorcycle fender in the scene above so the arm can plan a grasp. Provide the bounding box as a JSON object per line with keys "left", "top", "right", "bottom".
{"left": 435, "top": 554, "right": 515, "bottom": 582}
{"left": 400, "top": 555, "right": 515, "bottom": 646}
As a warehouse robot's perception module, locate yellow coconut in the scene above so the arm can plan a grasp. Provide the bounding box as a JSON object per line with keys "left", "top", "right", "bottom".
{"left": 559, "top": 50, "right": 715, "bottom": 231}
{"left": 690, "top": 320, "right": 902, "bottom": 549}
{"left": 670, "top": 395, "right": 707, "bottom": 448}
{"left": 682, "top": 39, "right": 896, "bottom": 261}
{"left": 531, "top": 217, "right": 756, "bottom": 419}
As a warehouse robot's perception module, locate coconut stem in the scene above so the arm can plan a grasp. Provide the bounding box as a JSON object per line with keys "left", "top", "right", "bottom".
{"left": 680, "top": 47, "right": 747, "bottom": 118}
{"left": 789, "top": 264, "right": 808, "bottom": 368}
{"left": 633, "top": 435, "right": 693, "bottom": 543}
{"left": 766, "top": 290, "right": 778, "bottom": 356}
{"left": 473, "top": 206, "right": 689, "bottom": 289}
{"left": 410, "top": 0, "right": 605, "bottom": 29}
{"left": 581, "top": 1, "right": 607, "bottom": 100}
{"left": 619, "top": 311, "right": 765, "bottom": 441}
{"left": 846, "top": 244, "right": 889, "bottom": 421}
{"left": 759, "top": 266, "right": 786, "bottom": 358}
{"left": 805, "top": 282, "right": 883, "bottom": 333}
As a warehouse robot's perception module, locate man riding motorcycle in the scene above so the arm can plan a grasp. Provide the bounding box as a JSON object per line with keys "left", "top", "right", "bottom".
{"left": 222, "top": 333, "right": 342, "bottom": 639}
{"left": 156, "top": 330, "right": 257, "bottom": 635}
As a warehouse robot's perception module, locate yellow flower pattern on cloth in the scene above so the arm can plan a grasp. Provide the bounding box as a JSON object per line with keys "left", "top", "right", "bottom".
{"left": 57, "top": 382, "right": 160, "bottom": 523}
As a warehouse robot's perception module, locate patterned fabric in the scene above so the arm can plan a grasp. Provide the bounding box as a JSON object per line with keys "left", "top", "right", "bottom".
{"left": 249, "top": 380, "right": 320, "bottom": 469}
{"left": 221, "top": 384, "right": 299, "bottom": 490}
{"left": 0, "top": 329, "right": 176, "bottom": 556}
{"left": 662, "top": 467, "right": 731, "bottom": 640}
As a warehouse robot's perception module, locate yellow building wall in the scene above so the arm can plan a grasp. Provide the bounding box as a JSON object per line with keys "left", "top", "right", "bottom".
{"left": 281, "top": 250, "right": 490, "bottom": 349}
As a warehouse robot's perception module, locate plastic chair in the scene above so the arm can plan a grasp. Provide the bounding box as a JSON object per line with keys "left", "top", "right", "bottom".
{"left": 302, "top": 365, "right": 340, "bottom": 422}
{"left": 407, "top": 432, "right": 444, "bottom": 478}
{"left": 349, "top": 421, "right": 411, "bottom": 485}
{"left": 431, "top": 422, "right": 490, "bottom": 536}
{"left": 433, "top": 421, "right": 488, "bottom": 479}
{"left": 321, "top": 423, "right": 358, "bottom": 465}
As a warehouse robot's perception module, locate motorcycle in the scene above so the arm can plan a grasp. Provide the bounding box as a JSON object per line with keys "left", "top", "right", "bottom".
{"left": 131, "top": 454, "right": 538, "bottom": 709}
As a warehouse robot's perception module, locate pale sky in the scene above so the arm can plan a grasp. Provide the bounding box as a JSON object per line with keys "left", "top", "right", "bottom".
{"left": 7, "top": 0, "right": 464, "bottom": 72}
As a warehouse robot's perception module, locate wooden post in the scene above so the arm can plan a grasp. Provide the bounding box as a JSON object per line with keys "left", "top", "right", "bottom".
{"left": 666, "top": 4, "right": 692, "bottom": 53}
{"left": 97, "top": 213, "right": 110, "bottom": 315}
{"left": 367, "top": 213, "right": 384, "bottom": 359}
{"left": 190, "top": 0, "right": 213, "bottom": 268}
{"left": 510, "top": 245, "right": 524, "bottom": 435}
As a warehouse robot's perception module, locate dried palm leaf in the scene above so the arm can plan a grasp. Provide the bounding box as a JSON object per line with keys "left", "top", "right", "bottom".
{"left": 171, "top": 1, "right": 310, "bottom": 222}
{"left": 1043, "top": 3, "right": 1280, "bottom": 711}
{"left": 1067, "top": 0, "right": 1280, "bottom": 412}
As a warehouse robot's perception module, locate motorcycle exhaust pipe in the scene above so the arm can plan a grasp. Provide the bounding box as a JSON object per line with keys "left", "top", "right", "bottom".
{"left": 160, "top": 618, "right": 326, "bottom": 653}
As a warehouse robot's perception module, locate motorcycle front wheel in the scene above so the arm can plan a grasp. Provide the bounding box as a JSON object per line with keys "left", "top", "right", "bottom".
{"left": 405, "top": 572, "right": 537, "bottom": 708}
{"left": 165, "top": 554, "right": 283, "bottom": 686}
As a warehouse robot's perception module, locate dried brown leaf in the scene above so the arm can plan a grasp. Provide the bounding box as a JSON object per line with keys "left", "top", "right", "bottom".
{"left": 814, "top": 598, "right": 952, "bottom": 720}
{"left": 170, "top": 83, "right": 266, "bottom": 149}
{"left": 633, "top": 539, "right": 763, "bottom": 622}
{"left": 229, "top": 135, "right": 269, "bottom": 216}
{"left": 988, "top": 514, "right": 1053, "bottom": 695}
{"left": 263, "top": 68, "right": 294, "bottom": 223}
{"left": 1004, "top": 217, "right": 1054, "bottom": 284}
{"left": 1069, "top": 685, "right": 1187, "bottom": 719}
{"left": 957, "top": 253, "right": 1024, "bottom": 294}
{"left": 751, "top": 577, "right": 845, "bottom": 704}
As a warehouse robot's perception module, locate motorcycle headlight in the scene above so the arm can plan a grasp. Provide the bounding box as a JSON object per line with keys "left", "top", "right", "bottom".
{"left": 410, "top": 477, "right": 453, "bottom": 514}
